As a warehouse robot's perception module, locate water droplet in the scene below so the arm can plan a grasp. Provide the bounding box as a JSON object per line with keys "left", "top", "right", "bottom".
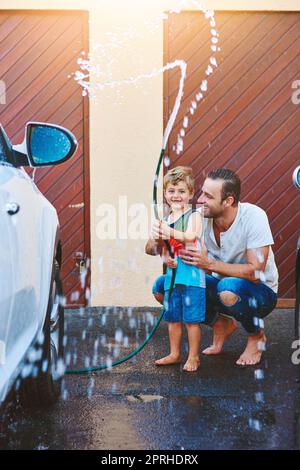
{"left": 201, "top": 80, "right": 208, "bottom": 92}
{"left": 115, "top": 328, "right": 123, "bottom": 343}
{"left": 70, "top": 291, "right": 80, "bottom": 302}
{"left": 206, "top": 65, "right": 213, "bottom": 75}
{"left": 164, "top": 156, "right": 170, "bottom": 167}
{"left": 249, "top": 297, "right": 258, "bottom": 308}
{"left": 255, "top": 392, "right": 264, "bottom": 403}
{"left": 254, "top": 369, "right": 264, "bottom": 380}
{"left": 257, "top": 341, "right": 266, "bottom": 351}
{"left": 249, "top": 418, "right": 262, "bottom": 431}
{"left": 56, "top": 358, "right": 66, "bottom": 377}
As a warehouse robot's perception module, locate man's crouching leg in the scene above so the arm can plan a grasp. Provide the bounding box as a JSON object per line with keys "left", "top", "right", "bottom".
{"left": 215, "top": 279, "right": 269, "bottom": 366}
{"left": 203, "top": 290, "right": 238, "bottom": 355}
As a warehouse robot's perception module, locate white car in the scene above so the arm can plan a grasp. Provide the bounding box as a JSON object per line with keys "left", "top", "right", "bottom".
{"left": 0, "top": 122, "right": 77, "bottom": 406}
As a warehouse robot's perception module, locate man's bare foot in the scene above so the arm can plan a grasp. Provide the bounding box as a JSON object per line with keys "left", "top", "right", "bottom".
{"left": 183, "top": 357, "right": 200, "bottom": 372}
{"left": 236, "top": 332, "right": 267, "bottom": 366}
{"left": 202, "top": 315, "right": 238, "bottom": 355}
{"left": 155, "top": 354, "right": 181, "bottom": 366}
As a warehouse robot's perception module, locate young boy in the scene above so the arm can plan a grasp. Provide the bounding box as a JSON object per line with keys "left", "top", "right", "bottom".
{"left": 153, "top": 166, "right": 206, "bottom": 372}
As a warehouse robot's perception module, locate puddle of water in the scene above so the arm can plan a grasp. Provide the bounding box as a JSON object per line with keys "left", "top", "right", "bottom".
{"left": 126, "top": 395, "right": 164, "bottom": 403}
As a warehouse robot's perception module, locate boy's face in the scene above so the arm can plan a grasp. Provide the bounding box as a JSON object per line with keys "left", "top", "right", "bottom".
{"left": 164, "top": 181, "right": 193, "bottom": 211}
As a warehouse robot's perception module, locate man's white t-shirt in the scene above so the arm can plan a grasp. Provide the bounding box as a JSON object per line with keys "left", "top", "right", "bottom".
{"left": 203, "top": 202, "right": 279, "bottom": 293}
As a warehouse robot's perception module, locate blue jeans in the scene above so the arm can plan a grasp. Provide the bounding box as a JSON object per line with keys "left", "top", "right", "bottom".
{"left": 152, "top": 274, "right": 278, "bottom": 335}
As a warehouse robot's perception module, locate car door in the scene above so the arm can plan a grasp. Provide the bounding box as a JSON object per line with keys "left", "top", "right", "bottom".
{"left": 0, "top": 165, "right": 44, "bottom": 374}
{"left": 0, "top": 165, "right": 15, "bottom": 399}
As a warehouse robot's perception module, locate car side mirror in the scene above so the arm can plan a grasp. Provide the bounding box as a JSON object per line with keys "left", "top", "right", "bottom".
{"left": 293, "top": 166, "right": 300, "bottom": 190}
{"left": 12, "top": 122, "right": 78, "bottom": 167}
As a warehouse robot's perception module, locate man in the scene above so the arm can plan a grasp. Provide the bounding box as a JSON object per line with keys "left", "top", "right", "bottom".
{"left": 146, "top": 168, "right": 278, "bottom": 366}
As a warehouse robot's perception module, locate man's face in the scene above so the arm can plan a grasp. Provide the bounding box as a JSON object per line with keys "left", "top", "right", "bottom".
{"left": 197, "top": 178, "right": 225, "bottom": 218}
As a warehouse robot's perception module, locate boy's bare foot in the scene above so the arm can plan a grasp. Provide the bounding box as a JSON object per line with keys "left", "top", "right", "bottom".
{"left": 202, "top": 315, "right": 238, "bottom": 355}
{"left": 236, "top": 332, "right": 267, "bottom": 366}
{"left": 183, "top": 357, "right": 200, "bottom": 372}
{"left": 155, "top": 354, "right": 181, "bottom": 366}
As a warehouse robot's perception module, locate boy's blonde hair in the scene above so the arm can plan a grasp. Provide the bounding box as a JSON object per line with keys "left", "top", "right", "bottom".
{"left": 163, "top": 166, "right": 195, "bottom": 193}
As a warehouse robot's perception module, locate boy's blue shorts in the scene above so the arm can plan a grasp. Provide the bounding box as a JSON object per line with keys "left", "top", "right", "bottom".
{"left": 163, "top": 285, "right": 206, "bottom": 324}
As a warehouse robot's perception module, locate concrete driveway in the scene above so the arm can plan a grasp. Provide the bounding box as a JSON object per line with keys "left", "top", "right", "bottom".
{"left": 1, "top": 307, "right": 299, "bottom": 450}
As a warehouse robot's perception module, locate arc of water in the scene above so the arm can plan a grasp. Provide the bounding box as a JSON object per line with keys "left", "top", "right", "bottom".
{"left": 66, "top": 2, "right": 220, "bottom": 374}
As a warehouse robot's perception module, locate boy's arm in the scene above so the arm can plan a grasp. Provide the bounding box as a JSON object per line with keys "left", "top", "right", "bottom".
{"left": 161, "top": 211, "right": 202, "bottom": 243}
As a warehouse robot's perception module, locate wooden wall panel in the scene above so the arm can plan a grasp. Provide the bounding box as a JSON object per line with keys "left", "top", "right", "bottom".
{"left": 164, "top": 11, "right": 300, "bottom": 298}
{"left": 0, "top": 10, "right": 90, "bottom": 306}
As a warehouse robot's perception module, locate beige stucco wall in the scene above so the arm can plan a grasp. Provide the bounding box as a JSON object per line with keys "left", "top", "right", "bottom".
{"left": 2, "top": 0, "right": 300, "bottom": 306}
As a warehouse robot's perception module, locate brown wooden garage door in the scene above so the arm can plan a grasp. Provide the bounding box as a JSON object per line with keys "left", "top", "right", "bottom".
{"left": 0, "top": 10, "right": 90, "bottom": 307}
{"left": 164, "top": 11, "right": 300, "bottom": 300}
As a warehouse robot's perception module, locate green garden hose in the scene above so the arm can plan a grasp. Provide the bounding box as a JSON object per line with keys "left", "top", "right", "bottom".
{"left": 65, "top": 148, "right": 177, "bottom": 374}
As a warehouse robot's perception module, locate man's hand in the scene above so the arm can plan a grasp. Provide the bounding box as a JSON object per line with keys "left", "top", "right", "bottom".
{"left": 179, "top": 239, "right": 211, "bottom": 270}
{"left": 180, "top": 240, "right": 271, "bottom": 283}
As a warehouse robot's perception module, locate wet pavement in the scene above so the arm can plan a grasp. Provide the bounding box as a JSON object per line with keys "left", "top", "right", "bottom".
{"left": 1, "top": 307, "right": 300, "bottom": 450}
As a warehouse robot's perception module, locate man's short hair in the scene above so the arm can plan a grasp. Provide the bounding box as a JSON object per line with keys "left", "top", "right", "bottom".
{"left": 207, "top": 168, "right": 241, "bottom": 205}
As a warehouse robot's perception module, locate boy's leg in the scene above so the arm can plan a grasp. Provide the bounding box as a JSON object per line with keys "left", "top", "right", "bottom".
{"left": 182, "top": 286, "right": 205, "bottom": 372}
{"left": 183, "top": 323, "right": 201, "bottom": 372}
{"left": 155, "top": 322, "right": 182, "bottom": 365}
{"left": 155, "top": 286, "right": 182, "bottom": 366}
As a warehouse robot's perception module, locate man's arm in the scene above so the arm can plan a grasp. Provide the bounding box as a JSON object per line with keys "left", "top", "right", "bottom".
{"left": 179, "top": 244, "right": 270, "bottom": 282}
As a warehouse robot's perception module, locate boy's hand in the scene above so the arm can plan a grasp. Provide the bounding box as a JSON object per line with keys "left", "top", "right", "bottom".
{"left": 160, "top": 221, "right": 172, "bottom": 239}
{"left": 151, "top": 220, "right": 171, "bottom": 240}
{"left": 166, "top": 256, "right": 178, "bottom": 269}
{"left": 151, "top": 220, "right": 162, "bottom": 240}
